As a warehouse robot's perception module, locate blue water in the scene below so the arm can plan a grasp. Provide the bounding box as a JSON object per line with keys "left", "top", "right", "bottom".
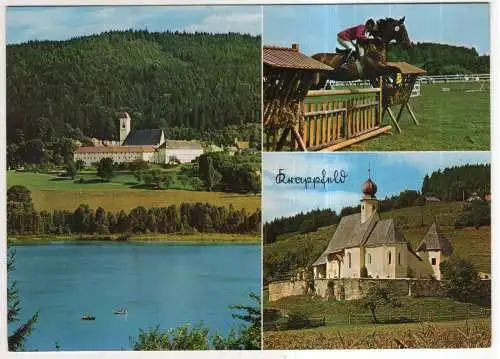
{"left": 8, "top": 241, "right": 261, "bottom": 351}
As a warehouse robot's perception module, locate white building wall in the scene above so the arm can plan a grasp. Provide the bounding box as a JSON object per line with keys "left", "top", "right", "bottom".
{"left": 365, "top": 246, "right": 390, "bottom": 279}
{"left": 340, "top": 247, "right": 362, "bottom": 278}
{"left": 165, "top": 149, "right": 203, "bottom": 163}
{"left": 74, "top": 151, "right": 155, "bottom": 167}
{"left": 416, "top": 250, "right": 442, "bottom": 279}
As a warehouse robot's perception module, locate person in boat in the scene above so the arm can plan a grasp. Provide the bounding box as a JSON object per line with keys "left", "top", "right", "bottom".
{"left": 337, "top": 18, "right": 379, "bottom": 69}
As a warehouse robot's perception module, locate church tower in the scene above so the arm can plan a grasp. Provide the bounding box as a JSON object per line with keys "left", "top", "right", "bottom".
{"left": 360, "top": 168, "right": 379, "bottom": 224}
{"left": 119, "top": 112, "right": 131, "bottom": 145}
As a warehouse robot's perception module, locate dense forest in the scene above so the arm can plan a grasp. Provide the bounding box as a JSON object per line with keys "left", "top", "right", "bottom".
{"left": 388, "top": 42, "right": 489, "bottom": 75}
{"left": 7, "top": 186, "right": 261, "bottom": 236}
{"left": 6, "top": 30, "right": 261, "bottom": 165}
{"left": 264, "top": 164, "right": 490, "bottom": 244}
{"left": 422, "top": 164, "right": 490, "bottom": 201}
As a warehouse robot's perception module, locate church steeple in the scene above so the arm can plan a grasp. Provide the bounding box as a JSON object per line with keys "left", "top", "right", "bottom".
{"left": 360, "top": 166, "right": 379, "bottom": 223}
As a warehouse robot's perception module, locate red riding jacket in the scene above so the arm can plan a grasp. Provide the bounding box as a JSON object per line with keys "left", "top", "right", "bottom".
{"left": 338, "top": 25, "right": 370, "bottom": 41}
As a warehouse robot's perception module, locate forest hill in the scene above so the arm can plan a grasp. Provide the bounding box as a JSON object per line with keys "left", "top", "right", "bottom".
{"left": 7, "top": 186, "right": 261, "bottom": 236}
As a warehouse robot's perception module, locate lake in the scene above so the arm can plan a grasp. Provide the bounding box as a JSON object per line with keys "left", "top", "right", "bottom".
{"left": 7, "top": 241, "right": 261, "bottom": 351}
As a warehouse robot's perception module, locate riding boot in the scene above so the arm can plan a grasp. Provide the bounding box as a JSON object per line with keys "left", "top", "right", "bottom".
{"left": 341, "top": 50, "right": 354, "bottom": 69}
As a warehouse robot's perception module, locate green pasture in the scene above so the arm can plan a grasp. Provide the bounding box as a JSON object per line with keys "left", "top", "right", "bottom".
{"left": 264, "top": 294, "right": 490, "bottom": 326}
{"left": 350, "top": 82, "right": 490, "bottom": 151}
{"left": 7, "top": 171, "right": 261, "bottom": 213}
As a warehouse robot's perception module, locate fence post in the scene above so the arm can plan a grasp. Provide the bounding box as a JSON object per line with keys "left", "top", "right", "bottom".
{"left": 348, "top": 312, "right": 351, "bottom": 325}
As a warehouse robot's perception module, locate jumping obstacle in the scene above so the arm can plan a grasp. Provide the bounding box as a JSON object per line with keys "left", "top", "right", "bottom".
{"left": 264, "top": 44, "right": 392, "bottom": 151}
{"left": 263, "top": 44, "right": 333, "bottom": 151}
{"left": 369, "top": 62, "right": 427, "bottom": 133}
{"left": 287, "top": 87, "right": 391, "bottom": 151}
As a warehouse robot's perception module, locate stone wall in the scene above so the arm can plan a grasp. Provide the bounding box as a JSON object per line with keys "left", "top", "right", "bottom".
{"left": 268, "top": 280, "right": 308, "bottom": 302}
{"left": 267, "top": 278, "right": 492, "bottom": 302}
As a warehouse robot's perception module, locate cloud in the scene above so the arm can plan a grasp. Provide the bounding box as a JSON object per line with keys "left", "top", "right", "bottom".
{"left": 263, "top": 153, "right": 355, "bottom": 222}
{"left": 263, "top": 186, "right": 360, "bottom": 222}
{"left": 6, "top": 6, "right": 262, "bottom": 44}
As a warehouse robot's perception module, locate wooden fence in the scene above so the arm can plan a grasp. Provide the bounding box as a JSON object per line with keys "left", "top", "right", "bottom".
{"left": 265, "top": 87, "right": 392, "bottom": 151}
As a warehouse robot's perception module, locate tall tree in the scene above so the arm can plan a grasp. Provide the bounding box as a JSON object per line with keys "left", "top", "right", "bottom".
{"left": 8, "top": 249, "right": 39, "bottom": 351}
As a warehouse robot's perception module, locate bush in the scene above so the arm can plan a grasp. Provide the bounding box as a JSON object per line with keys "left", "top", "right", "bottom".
{"left": 440, "top": 257, "right": 482, "bottom": 303}
{"left": 286, "top": 311, "right": 310, "bottom": 330}
{"left": 455, "top": 200, "right": 490, "bottom": 229}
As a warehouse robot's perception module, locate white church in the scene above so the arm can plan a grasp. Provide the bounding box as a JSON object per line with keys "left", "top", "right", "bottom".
{"left": 74, "top": 113, "right": 204, "bottom": 167}
{"left": 312, "top": 173, "right": 453, "bottom": 281}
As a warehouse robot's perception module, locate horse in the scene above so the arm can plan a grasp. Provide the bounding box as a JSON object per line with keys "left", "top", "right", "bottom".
{"left": 310, "top": 17, "right": 410, "bottom": 89}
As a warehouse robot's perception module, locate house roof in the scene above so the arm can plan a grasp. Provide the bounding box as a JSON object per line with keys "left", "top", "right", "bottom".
{"left": 75, "top": 146, "right": 155, "bottom": 154}
{"left": 312, "top": 213, "right": 424, "bottom": 267}
{"left": 123, "top": 129, "right": 164, "bottom": 146}
{"left": 364, "top": 219, "right": 407, "bottom": 247}
{"left": 157, "top": 140, "right": 203, "bottom": 150}
{"left": 235, "top": 141, "right": 250, "bottom": 150}
{"left": 312, "top": 212, "right": 378, "bottom": 266}
{"left": 263, "top": 45, "right": 333, "bottom": 71}
{"left": 386, "top": 62, "right": 427, "bottom": 75}
{"left": 416, "top": 222, "right": 453, "bottom": 256}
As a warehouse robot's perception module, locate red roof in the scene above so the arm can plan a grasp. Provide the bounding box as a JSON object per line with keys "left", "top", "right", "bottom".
{"left": 75, "top": 146, "right": 155, "bottom": 154}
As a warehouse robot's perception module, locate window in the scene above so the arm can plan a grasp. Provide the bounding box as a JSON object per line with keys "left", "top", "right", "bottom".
{"left": 368, "top": 253, "right": 371, "bottom": 264}
{"left": 348, "top": 253, "right": 351, "bottom": 268}
{"left": 398, "top": 252, "right": 401, "bottom": 265}
{"left": 388, "top": 251, "right": 392, "bottom": 265}
{"left": 431, "top": 258, "right": 436, "bottom": 265}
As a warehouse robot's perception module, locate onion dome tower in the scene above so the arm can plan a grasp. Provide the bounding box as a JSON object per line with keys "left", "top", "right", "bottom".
{"left": 361, "top": 167, "right": 379, "bottom": 223}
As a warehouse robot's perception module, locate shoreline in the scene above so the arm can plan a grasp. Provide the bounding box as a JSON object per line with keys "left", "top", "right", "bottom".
{"left": 8, "top": 232, "right": 261, "bottom": 244}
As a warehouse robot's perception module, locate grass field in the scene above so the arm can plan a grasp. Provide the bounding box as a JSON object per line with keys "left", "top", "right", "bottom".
{"left": 264, "top": 318, "right": 491, "bottom": 349}
{"left": 7, "top": 171, "right": 261, "bottom": 213}
{"left": 264, "top": 294, "right": 490, "bottom": 326}
{"left": 347, "top": 82, "right": 490, "bottom": 151}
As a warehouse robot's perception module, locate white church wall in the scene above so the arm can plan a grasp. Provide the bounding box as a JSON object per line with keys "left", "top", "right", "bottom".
{"left": 341, "top": 247, "right": 361, "bottom": 278}
{"left": 416, "top": 250, "right": 442, "bottom": 279}
{"left": 365, "top": 246, "right": 391, "bottom": 278}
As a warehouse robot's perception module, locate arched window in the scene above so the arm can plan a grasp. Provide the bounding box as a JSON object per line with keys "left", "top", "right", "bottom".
{"left": 398, "top": 252, "right": 401, "bottom": 265}
{"left": 388, "top": 251, "right": 392, "bottom": 265}
{"left": 348, "top": 253, "right": 351, "bottom": 268}
{"left": 368, "top": 253, "right": 372, "bottom": 264}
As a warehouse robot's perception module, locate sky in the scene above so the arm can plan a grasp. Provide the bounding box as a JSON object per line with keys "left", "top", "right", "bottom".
{"left": 263, "top": 152, "right": 491, "bottom": 223}
{"left": 264, "top": 3, "right": 490, "bottom": 56}
{"left": 6, "top": 5, "right": 262, "bottom": 44}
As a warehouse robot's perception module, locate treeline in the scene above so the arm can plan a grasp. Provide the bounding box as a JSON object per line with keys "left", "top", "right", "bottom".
{"left": 7, "top": 186, "right": 261, "bottom": 236}
{"left": 7, "top": 30, "right": 261, "bottom": 163}
{"left": 422, "top": 164, "right": 490, "bottom": 201}
{"left": 388, "top": 42, "right": 489, "bottom": 75}
{"left": 263, "top": 209, "right": 338, "bottom": 245}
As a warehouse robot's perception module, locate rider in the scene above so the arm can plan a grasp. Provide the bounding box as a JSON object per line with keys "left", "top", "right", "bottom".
{"left": 337, "top": 19, "right": 378, "bottom": 69}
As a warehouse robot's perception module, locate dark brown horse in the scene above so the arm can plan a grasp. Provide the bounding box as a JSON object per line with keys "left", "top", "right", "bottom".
{"left": 311, "top": 17, "right": 410, "bottom": 89}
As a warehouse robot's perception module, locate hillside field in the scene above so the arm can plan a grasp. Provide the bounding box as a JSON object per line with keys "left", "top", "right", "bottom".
{"left": 264, "top": 202, "right": 491, "bottom": 283}
{"left": 7, "top": 171, "right": 261, "bottom": 213}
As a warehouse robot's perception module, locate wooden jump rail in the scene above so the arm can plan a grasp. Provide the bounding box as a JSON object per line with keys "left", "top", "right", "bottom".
{"left": 271, "top": 86, "right": 392, "bottom": 151}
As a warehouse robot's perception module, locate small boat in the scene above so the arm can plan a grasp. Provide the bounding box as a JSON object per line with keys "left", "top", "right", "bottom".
{"left": 81, "top": 314, "right": 96, "bottom": 321}
{"left": 113, "top": 308, "right": 128, "bottom": 315}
